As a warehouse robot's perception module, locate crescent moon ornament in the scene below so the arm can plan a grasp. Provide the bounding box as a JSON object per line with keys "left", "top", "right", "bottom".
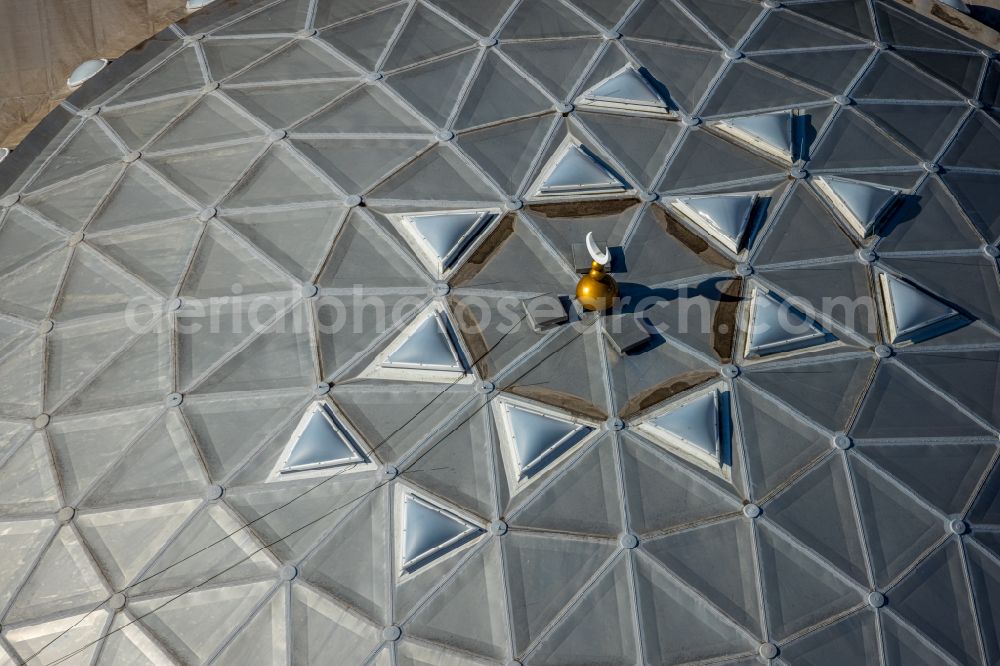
{"left": 586, "top": 231, "right": 610, "bottom": 266}
{"left": 576, "top": 232, "right": 619, "bottom": 312}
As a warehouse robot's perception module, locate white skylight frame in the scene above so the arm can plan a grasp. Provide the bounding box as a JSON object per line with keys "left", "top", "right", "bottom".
{"left": 877, "top": 270, "right": 960, "bottom": 344}
{"left": 635, "top": 384, "right": 731, "bottom": 478}
{"left": 669, "top": 192, "right": 760, "bottom": 254}
{"left": 527, "top": 135, "right": 633, "bottom": 201}
{"left": 267, "top": 400, "right": 374, "bottom": 482}
{"left": 575, "top": 65, "right": 675, "bottom": 118}
{"left": 362, "top": 304, "right": 473, "bottom": 384}
{"left": 395, "top": 485, "right": 483, "bottom": 578}
{"left": 742, "top": 286, "right": 834, "bottom": 360}
{"left": 387, "top": 208, "right": 502, "bottom": 279}
{"left": 713, "top": 110, "right": 795, "bottom": 164}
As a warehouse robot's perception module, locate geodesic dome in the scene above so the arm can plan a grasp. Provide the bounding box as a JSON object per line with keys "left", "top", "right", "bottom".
{"left": 0, "top": 0, "right": 999, "bottom": 664}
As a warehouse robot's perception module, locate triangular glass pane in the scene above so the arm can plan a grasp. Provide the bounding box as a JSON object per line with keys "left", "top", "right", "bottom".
{"left": 294, "top": 137, "right": 429, "bottom": 194}
{"left": 648, "top": 390, "right": 722, "bottom": 461}
{"left": 6, "top": 527, "right": 107, "bottom": 623}
{"left": 227, "top": 81, "right": 356, "bottom": 130}
{"left": 429, "top": 0, "right": 513, "bottom": 36}
{"left": 876, "top": 3, "right": 978, "bottom": 50}
{"left": 83, "top": 410, "right": 207, "bottom": 507}
{"left": 226, "top": 144, "right": 337, "bottom": 207}
{"left": 133, "top": 582, "right": 273, "bottom": 664}
{"left": 966, "top": 542, "right": 1000, "bottom": 665}
{"left": 877, "top": 176, "right": 983, "bottom": 252}
{"left": 644, "top": 517, "right": 761, "bottom": 633}
{"left": 75, "top": 500, "right": 198, "bottom": 588}
{"left": 883, "top": 255, "right": 1000, "bottom": 328}
{"left": 706, "top": 64, "right": 827, "bottom": 119}
{"left": 22, "top": 165, "right": 121, "bottom": 231}
{"left": 745, "top": 9, "right": 865, "bottom": 50}
{"left": 791, "top": 0, "right": 876, "bottom": 39}
{"left": 319, "top": 210, "right": 429, "bottom": 287}
{"left": 899, "top": 349, "right": 1000, "bottom": 427}
{"left": 757, "top": 523, "right": 861, "bottom": 639}
{"left": 101, "top": 94, "right": 192, "bottom": 148}
{"left": 406, "top": 542, "right": 508, "bottom": 659}
{"left": 852, "top": 363, "right": 987, "bottom": 440}
{"left": 55, "top": 246, "right": 152, "bottom": 320}
{"left": 942, "top": 111, "right": 1000, "bottom": 169}
{"left": 633, "top": 554, "right": 755, "bottom": 663}
{"left": 853, "top": 51, "right": 962, "bottom": 101}
{"left": 0, "top": 249, "right": 68, "bottom": 320}
{"left": 532, "top": 141, "right": 627, "bottom": 198}
{"left": 621, "top": 0, "right": 717, "bottom": 48}
{"left": 229, "top": 40, "right": 357, "bottom": 84}
{"left": 146, "top": 142, "right": 263, "bottom": 204}
{"left": 0, "top": 208, "right": 65, "bottom": 276}
{"left": 300, "top": 488, "right": 388, "bottom": 622}
{"left": 814, "top": 174, "right": 900, "bottom": 237}
{"left": 750, "top": 48, "right": 871, "bottom": 94}
{"left": 89, "top": 218, "right": 202, "bottom": 294}
{"left": 658, "top": 128, "right": 785, "bottom": 191}
{"left": 712, "top": 110, "right": 794, "bottom": 161}
{"left": 368, "top": 144, "right": 498, "bottom": 201}
{"left": 386, "top": 49, "right": 478, "bottom": 126}
{"left": 0, "top": 518, "right": 55, "bottom": 613}
{"left": 281, "top": 402, "right": 365, "bottom": 473}
{"left": 878, "top": 271, "right": 959, "bottom": 343}
{"left": 0, "top": 433, "right": 59, "bottom": 515}
{"left": 47, "top": 407, "right": 159, "bottom": 504}
{"left": 298, "top": 84, "right": 427, "bottom": 133}
{"left": 861, "top": 103, "right": 967, "bottom": 161}
{"left": 148, "top": 95, "right": 262, "bottom": 151}
{"left": 503, "top": 0, "right": 596, "bottom": 39}
{"left": 891, "top": 541, "right": 982, "bottom": 665}
{"left": 620, "top": 434, "right": 739, "bottom": 534}
{"left": 503, "top": 532, "right": 615, "bottom": 653}
{"left": 319, "top": 4, "right": 406, "bottom": 69}
{"left": 225, "top": 206, "right": 345, "bottom": 281}
{"left": 850, "top": 456, "right": 946, "bottom": 587}
{"left": 860, "top": 441, "right": 993, "bottom": 515}
{"left": 753, "top": 183, "right": 856, "bottom": 265}
{"left": 671, "top": 192, "right": 757, "bottom": 252}
{"left": 735, "top": 384, "right": 829, "bottom": 500}
{"left": 511, "top": 436, "right": 620, "bottom": 535}
{"left": 401, "top": 491, "right": 481, "bottom": 573}
{"left": 458, "top": 115, "right": 553, "bottom": 195}
{"left": 288, "top": 583, "right": 382, "bottom": 664}
{"left": 576, "top": 66, "right": 671, "bottom": 116}
{"left": 744, "top": 355, "right": 874, "bottom": 431}
{"left": 578, "top": 111, "right": 682, "bottom": 189}
{"left": 112, "top": 47, "right": 205, "bottom": 105}
{"left": 781, "top": 610, "right": 881, "bottom": 664}
{"left": 5, "top": 610, "right": 110, "bottom": 666}
{"left": 383, "top": 3, "right": 474, "bottom": 71}
{"left": 677, "top": 0, "right": 761, "bottom": 46}
{"left": 530, "top": 558, "right": 637, "bottom": 664}
{"left": 809, "top": 110, "right": 916, "bottom": 170}
{"left": 213, "top": 589, "right": 287, "bottom": 666}
{"left": 499, "top": 399, "right": 590, "bottom": 479}
{"left": 218, "top": 0, "right": 311, "bottom": 34}
{"left": 182, "top": 222, "right": 292, "bottom": 297}
{"left": 198, "top": 39, "right": 292, "bottom": 84}
{"left": 900, "top": 49, "right": 983, "bottom": 97}
{"left": 29, "top": 123, "right": 123, "bottom": 191}
{"left": 399, "top": 210, "right": 491, "bottom": 274}
{"left": 625, "top": 41, "right": 723, "bottom": 114}
{"left": 502, "top": 38, "right": 602, "bottom": 102}
{"left": 454, "top": 52, "right": 553, "bottom": 129}
{"left": 88, "top": 166, "right": 196, "bottom": 232}
{"left": 744, "top": 287, "right": 830, "bottom": 358}
{"left": 766, "top": 456, "right": 869, "bottom": 583}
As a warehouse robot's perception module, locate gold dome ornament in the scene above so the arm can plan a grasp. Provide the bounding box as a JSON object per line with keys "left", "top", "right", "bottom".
{"left": 576, "top": 232, "right": 619, "bottom": 312}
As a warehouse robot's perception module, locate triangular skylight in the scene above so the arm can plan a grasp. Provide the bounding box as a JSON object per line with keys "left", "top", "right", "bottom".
{"left": 714, "top": 111, "right": 794, "bottom": 163}
{"left": 495, "top": 396, "right": 593, "bottom": 483}
{"left": 272, "top": 402, "right": 368, "bottom": 478}
{"left": 744, "top": 287, "right": 832, "bottom": 358}
{"left": 575, "top": 66, "right": 673, "bottom": 117}
{"left": 364, "top": 306, "right": 469, "bottom": 383}
{"left": 878, "top": 272, "right": 961, "bottom": 344}
{"left": 640, "top": 389, "right": 724, "bottom": 469}
{"left": 670, "top": 193, "right": 759, "bottom": 253}
{"left": 814, "top": 175, "right": 901, "bottom": 238}
{"left": 399, "top": 490, "right": 482, "bottom": 575}
{"left": 530, "top": 138, "right": 629, "bottom": 199}
{"left": 394, "top": 209, "right": 497, "bottom": 276}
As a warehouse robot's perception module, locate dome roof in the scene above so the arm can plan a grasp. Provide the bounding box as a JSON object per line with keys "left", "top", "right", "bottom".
{"left": 0, "top": 0, "right": 999, "bottom": 664}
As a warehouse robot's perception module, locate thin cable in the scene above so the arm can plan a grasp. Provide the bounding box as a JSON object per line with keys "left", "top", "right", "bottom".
{"left": 43, "top": 316, "right": 596, "bottom": 666}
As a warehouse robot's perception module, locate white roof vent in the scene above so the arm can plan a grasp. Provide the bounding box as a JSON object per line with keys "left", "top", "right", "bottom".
{"left": 714, "top": 111, "right": 794, "bottom": 163}
{"left": 269, "top": 402, "right": 370, "bottom": 480}
{"left": 878, "top": 272, "right": 961, "bottom": 344}
{"left": 530, "top": 137, "right": 629, "bottom": 200}
{"left": 494, "top": 396, "right": 594, "bottom": 489}
{"left": 744, "top": 287, "right": 832, "bottom": 358}
{"left": 814, "top": 175, "right": 901, "bottom": 239}
{"left": 640, "top": 389, "right": 724, "bottom": 470}
{"left": 392, "top": 209, "right": 497, "bottom": 277}
{"left": 399, "top": 490, "right": 482, "bottom": 575}
{"left": 670, "top": 193, "right": 759, "bottom": 253}
{"left": 575, "top": 66, "right": 673, "bottom": 118}
{"left": 67, "top": 59, "right": 109, "bottom": 89}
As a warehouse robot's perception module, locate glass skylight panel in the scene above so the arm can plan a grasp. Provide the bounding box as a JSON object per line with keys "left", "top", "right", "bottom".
{"left": 576, "top": 65, "right": 674, "bottom": 117}
{"left": 744, "top": 287, "right": 831, "bottom": 358}
{"left": 395, "top": 209, "right": 496, "bottom": 277}
{"left": 814, "top": 175, "right": 901, "bottom": 238}
{"left": 275, "top": 402, "right": 367, "bottom": 476}
{"left": 531, "top": 138, "right": 629, "bottom": 199}
{"left": 714, "top": 110, "right": 794, "bottom": 163}
{"left": 670, "top": 193, "right": 759, "bottom": 253}
{"left": 641, "top": 389, "right": 723, "bottom": 468}
{"left": 495, "top": 397, "right": 593, "bottom": 484}
{"left": 399, "top": 491, "right": 481, "bottom": 575}
{"left": 878, "top": 271, "right": 961, "bottom": 344}
{"left": 384, "top": 311, "right": 463, "bottom": 372}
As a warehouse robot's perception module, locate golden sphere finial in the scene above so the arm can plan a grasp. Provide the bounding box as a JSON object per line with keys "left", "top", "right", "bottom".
{"left": 576, "top": 256, "right": 619, "bottom": 312}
